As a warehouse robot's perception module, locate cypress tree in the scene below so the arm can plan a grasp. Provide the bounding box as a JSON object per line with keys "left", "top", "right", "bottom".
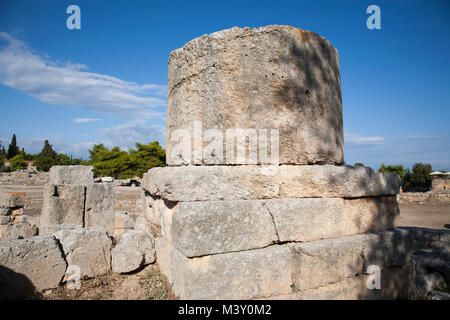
{"left": 7, "top": 134, "right": 20, "bottom": 159}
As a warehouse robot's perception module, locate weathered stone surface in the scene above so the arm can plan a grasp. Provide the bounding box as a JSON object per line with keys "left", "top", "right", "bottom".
{"left": 85, "top": 183, "right": 115, "bottom": 235}
{"left": 291, "top": 229, "right": 415, "bottom": 291}
{"left": 0, "top": 223, "right": 38, "bottom": 240}
{"left": 49, "top": 165, "right": 94, "bottom": 185}
{"left": 114, "top": 211, "right": 135, "bottom": 238}
{"left": 166, "top": 25, "right": 343, "bottom": 166}
{"left": 156, "top": 237, "right": 172, "bottom": 283}
{"left": 112, "top": 230, "right": 155, "bottom": 273}
{"left": 40, "top": 184, "right": 85, "bottom": 226}
{"left": 172, "top": 200, "right": 278, "bottom": 257}
{"left": 114, "top": 212, "right": 135, "bottom": 229}
{"left": 415, "top": 272, "right": 445, "bottom": 297}
{"left": 268, "top": 197, "right": 399, "bottom": 242}
{"left": 143, "top": 165, "right": 400, "bottom": 201}
{"left": 291, "top": 235, "right": 366, "bottom": 291}
{"left": 39, "top": 223, "right": 79, "bottom": 236}
{"left": 0, "top": 216, "right": 10, "bottom": 225}
{"left": 141, "top": 191, "right": 154, "bottom": 223}
{"left": 54, "top": 227, "right": 112, "bottom": 279}
{"left": 0, "top": 208, "right": 9, "bottom": 215}
{"left": 158, "top": 197, "right": 397, "bottom": 257}
{"left": 0, "top": 192, "right": 25, "bottom": 208}
{"left": 295, "top": 266, "right": 413, "bottom": 300}
{"left": 0, "top": 236, "right": 67, "bottom": 297}
{"left": 159, "top": 238, "right": 292, "bottom": 299}
{"left": 135, "top": 215, "right": 152, "bottom": 236}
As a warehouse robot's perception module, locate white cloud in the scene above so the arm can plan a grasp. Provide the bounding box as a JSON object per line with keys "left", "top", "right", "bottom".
{"left": 344, "top": 129, "right": 384, "bottom": 145}
{"left": 0, "top": 31, "right": 167, "bottom": 118}
{"left": 97, "top": 120, "right": 166, "bottom": 150}
{"left": 74, "top": 118, "right": 102, "bottom": 124}
{"left": 406, "top": 134, "right": 446, "bottom": 140}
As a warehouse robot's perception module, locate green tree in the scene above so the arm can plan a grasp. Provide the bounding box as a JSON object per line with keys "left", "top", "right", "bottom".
{"left": 34, "top": 140, "right": 57, "bottom": 172}
{"left": 7, "top": 134, "right": 20, "bottom": 159}
{"left": 402, "top": 163, "right": 432, "bottom": 192}
{"left": 354, "top": 163, "right": 365, "bottom": 167}
{"left": 88, "top": 141, "right": 165, "bottom": 179}
{"left": 56, "top": 153, "right": 71, "bottom": 166}
{"left": 129, "top": 141, "right": 166, "bottom": 177}
{"left": 9, "top": 154, "right": 28, "bottom": 171}
{"left": 378, "top": 164, "right": 406, "bottom": 179}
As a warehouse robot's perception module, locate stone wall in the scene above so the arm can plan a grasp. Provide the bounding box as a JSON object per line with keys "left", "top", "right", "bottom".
{"left": 399, "top": 191, "right": 450, "bottom": 204}
{"left": 432, "top": 178, "right": 450, "bottom": 192}
{"left": 0, "top": 171, "right": 49, "bottom": 186}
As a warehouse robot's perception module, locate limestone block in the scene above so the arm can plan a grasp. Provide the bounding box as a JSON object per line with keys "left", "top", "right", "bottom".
{"left": 0, "top": 236, "right": 67, "bottom": 297}
{"left": 163, "top": 240, "right": 292, "bottom": 300}
{"left": 290, "top": 229, "right": 415, "bottom": 291}
{"left": 171, "top": 200, "right": 278, "bottom": 257}
{"left": 49, "top": 165, "right": 94, "bottom": 185}
{"left": 268, "top": 197, "right": 399, "bottom": 243}
{"left": 85, "top": 183, "right": 115, "bottom": 235}
{"left": 134, "top": 215, "right": 153, "bottom": 236}
{"left": 291, "top": 235, "right": 366, "bottom": 291}
{"left": 143, "top": 165, "right": 400, "bottom": 202}
{"left": 0, "top": 192, "right": 25, "bottom": 208}
{"left": 0, "top": 223, "right": 38, "bottom": 240}
{"left": 40, "top": 184, "right": 85, "bottom": 226}
{"left": 0, "top": 208, "right": 10, "bottom": 216}
{"left": 141, "top": 190, "right": 155, "bottom": 223}
{"left": 362, "top": 228, "right": 414, "bottom": 269}
{"left": 162, "top": 197, "right": 397, "bottom": 257}
{"left": 156, "top": 237, "right": 173, "bottom": 283}
{"left": 54, "top": 227, "right": 112, "bottom": 279}
{"left": 114, "top": 211, "right": 135, "bottom": 238}
{"left": 112, "top": 230, "right": 156, "bottom": 273}
{"left": 295, "top": 266, "right": 413, "bottom": 300}
{"left": 166, "top": 25, "right": 343, "bottom": 165}
{"left": 39, "top": 223, "right": 79, "bottom": 236}
{"left": 0, "top": 216, "right": 10, "bottom": 225}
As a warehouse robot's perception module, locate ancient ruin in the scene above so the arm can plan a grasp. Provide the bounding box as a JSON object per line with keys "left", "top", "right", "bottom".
{"left": 0, "top": 25, "right": 449, "bottom": 300}
{"left": 141, "top": 25, "right": 450, "bottom": 299}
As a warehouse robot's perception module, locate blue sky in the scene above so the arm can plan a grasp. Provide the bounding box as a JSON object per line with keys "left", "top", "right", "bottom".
{"left": 0, "top": 0, "right": 449, "bottom": 170}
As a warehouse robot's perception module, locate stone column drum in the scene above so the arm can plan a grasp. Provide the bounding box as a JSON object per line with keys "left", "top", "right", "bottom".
{"left": 166, "top": 25, "right": 343, "bottom": 165}
{"left": 141, "top": 26, "right": 419, "bottom": 300}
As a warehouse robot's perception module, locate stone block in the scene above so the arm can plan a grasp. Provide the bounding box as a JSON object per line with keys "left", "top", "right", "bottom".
{"left": 85, "top": 183, "right": 115, "bottom": 235}
{"left": 0, "top": 223, "right": 38, "bottom": 240}
{"left": 0, "top": 236, "right": 67, "bottom": 297}
{"left": 171, "top": 200, "right": 277, "bottom": 257}
{"left": 54, "top": 227, "right": 112, "bottom": 279}
{"left": 112, "top": 230, "right": 155, "bottom": 274}
{"left": 159, "top": 197, "right": 398, "bottom": 257}
{"left": 40, "top": 184, "right": 85, "bottom": 226}
{"left": 49, "top": 165, "right": 94, "bottom": 185}
{"left": 295, "top": 266, "right": 413, "bottom": 300}
{"left": 166, "top": 26, "right": 343, "bottom": 166}
{"left": 268, "top": 197, "right": 399, "bottom": 243}
{"left": 0, "top": 192, "right": 25, "bottom": 208}
{"left": 159, "top": 239, "right": 292, "bottom": 300}
{"left": 143, "top": 165, "right": 400, "bottom": 202}
{"left": 290, "top": 229, "right": 415, "bottom": 291}
{"left": 38, "top": 223, "right": 80, "bottom": 236}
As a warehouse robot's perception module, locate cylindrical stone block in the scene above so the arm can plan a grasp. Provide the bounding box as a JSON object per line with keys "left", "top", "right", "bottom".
{"left": 166, "top": 25, "right": 343, "bottom": 165}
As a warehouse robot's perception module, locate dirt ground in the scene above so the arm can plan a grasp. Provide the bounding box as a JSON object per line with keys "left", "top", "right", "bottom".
{"left": 397, "top": 203, "right": 450, "bottom": 230}
{"left": 32, "top": 264, "right": 177, "bottom": 300}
